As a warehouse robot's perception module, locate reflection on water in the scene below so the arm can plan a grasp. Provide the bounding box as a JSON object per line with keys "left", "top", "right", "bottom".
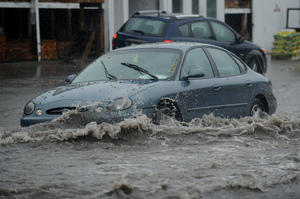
{"left": 0, "top": 60, "right": 87, "bottom": 79}
{"left": 1, "top": 113, "right": 300, "bottom": 198}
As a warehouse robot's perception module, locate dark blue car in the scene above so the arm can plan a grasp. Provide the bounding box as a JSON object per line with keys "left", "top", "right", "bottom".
{"left": 21, "top": 43, "right": 276, "bottom": 127}
{"left": 113, "top": 11, "right": 267, "bottom": 74}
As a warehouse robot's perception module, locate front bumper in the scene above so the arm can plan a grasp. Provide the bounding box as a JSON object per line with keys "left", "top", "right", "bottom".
{"left": 21, "top": 106, "right": 156, "bottom": 127}
{"left": 21, "top": 115, "right": 57, "bottom": 127}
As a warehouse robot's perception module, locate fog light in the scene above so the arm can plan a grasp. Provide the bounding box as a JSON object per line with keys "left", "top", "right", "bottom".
{"left": 36, "top": 109, "right": 42, "bottom": 116}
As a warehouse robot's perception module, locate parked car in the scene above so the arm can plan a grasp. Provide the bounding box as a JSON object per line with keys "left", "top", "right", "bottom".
{"left": 21, "top": 43, "right": 276, "bottom": 127}
{"left": 112, "top": 11, "right": 268, "bottom": 74}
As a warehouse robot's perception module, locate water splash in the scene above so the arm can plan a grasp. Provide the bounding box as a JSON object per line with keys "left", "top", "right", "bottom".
{"left": 1, "top": 112, "right": 299, "bottom": 146}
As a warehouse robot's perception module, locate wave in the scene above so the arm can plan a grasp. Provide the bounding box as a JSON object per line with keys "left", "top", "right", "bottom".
{"left": 1, "top": 112, "right": 300, "bottom": 146}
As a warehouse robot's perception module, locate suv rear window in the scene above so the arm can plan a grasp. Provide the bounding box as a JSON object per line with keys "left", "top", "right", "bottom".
{"left": 121, "top": 17, "right": 168, "bottom": 37}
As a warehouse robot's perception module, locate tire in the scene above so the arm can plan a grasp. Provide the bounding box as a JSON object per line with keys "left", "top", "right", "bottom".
{"left": 248, "top": 58, "right": 263, "bottom": 74}
{"left": 250, "top": 98, "right": 266, "bottom": 118}
{"left": 153, "top": 99, "right": 181, "bottom": 125}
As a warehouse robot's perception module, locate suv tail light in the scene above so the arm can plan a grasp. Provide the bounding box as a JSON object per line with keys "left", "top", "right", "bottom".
{"left": 112, "top": 33, "right": 117, "bottom": 48}
{"left": 163, "top": 40, "right": 174, "bottom": 43}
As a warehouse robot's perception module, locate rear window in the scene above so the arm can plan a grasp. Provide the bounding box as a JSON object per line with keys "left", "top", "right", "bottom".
{"left": 121, "top": 17, "right": 168, "bottom": 37}
{"left": 206, "top": 48, "right": 241, "bottom": 77}
{"left": 231, "top": 55, "right": 247, "bottom": 73}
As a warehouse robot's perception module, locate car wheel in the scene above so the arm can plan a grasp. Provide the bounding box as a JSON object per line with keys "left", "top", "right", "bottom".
{"left": 248, "top": 58, "right": 263, "bottom": 74}
{"left": 250, "top": 98, "right": 266, "bottom": 118}
{"left": 153, "top": 99, "right": 181, "bottom": 125}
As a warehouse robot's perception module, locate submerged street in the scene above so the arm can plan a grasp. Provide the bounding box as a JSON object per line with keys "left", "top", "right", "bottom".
{"left": 0, "top": 57, "right": 300, "bottom": 198}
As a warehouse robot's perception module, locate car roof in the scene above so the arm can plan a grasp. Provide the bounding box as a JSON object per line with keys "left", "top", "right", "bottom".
{"left": 111, "top": 42, "right": 223, "bottom": 52}
{"left": 133, "top": 10, "right": 204, "bottom": 22}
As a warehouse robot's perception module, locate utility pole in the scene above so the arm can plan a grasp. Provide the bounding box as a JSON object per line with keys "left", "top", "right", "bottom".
{"left": 31, "top": 0, "right": 41, "bottom": 61}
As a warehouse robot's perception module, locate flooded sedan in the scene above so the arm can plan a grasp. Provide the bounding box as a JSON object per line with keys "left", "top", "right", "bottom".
{"left": 21, "top": 43, "right": 276, "bottom": 127}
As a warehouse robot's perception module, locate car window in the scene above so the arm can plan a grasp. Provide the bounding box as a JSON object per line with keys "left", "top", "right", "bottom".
{"left": 206, "top": 48, "right": 241, "bottom": 76}
{"left": 122, "top": 17, "right": 167, "bottom": 37}
{"left": 178, "top": 21, "right": 212, "bottom": 39}
{"left": 182, "top": 48, "right": 214, "bottom": 78}
{"left": 191, "top": 21, "right": 212, "bottom": 39}
{"left": 231, "top": 55, "right": 247, "bottom": 73}
{"left": 178, "top": 23, "right": 190, "bottom": 37}
{"left": 210, "top": 21, "right": 236, "bottom": 42}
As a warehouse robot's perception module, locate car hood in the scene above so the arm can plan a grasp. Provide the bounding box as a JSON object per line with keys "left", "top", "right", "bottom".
{"left": 32, "top": 80, "right": 163, "bottom": 105}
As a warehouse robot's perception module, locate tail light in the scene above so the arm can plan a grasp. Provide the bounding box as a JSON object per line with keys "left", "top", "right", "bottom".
{"left": 112, "top": 33, "right": 117, "bottom": 48}
{"left": 163, "top": 40, "right": 174, "bottom": 43}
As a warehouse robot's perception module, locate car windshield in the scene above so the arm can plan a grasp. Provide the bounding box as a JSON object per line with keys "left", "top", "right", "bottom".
{"left": 121, "top": 17, "right": 168, "bottom": 37}
{"left": 72, "top": 48, "right": 182, "bottom": 83}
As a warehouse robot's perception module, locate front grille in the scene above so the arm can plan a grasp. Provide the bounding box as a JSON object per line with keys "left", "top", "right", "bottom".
{"left": 46, "top": 107, "right": 77, "bottom": 115}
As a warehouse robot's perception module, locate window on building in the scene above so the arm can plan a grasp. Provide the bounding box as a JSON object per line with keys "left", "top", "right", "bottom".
{"left": 173, "top": 0, "right": 183, "bottom": 13}
{"left": 207, "top": 0, "right": 216, "bottom": 18}
{"left": 192, "top": 0, "right": 199, "bottom": 14}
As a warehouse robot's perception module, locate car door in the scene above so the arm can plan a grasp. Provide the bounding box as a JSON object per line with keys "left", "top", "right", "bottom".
{"left": 177, "top": 47, "right": 221, "bottom": 121}
{"left": 204, "top": 47, "right": 254, "bottom": 117}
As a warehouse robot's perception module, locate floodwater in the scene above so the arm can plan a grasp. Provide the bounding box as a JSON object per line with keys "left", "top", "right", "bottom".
{"left": 0, "top": 58, "right": 300, "bottom": 199}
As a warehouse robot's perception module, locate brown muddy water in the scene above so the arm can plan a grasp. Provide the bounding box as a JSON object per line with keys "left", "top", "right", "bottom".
{"left": 0, "top": 58, "right": 300, "bottom": 199}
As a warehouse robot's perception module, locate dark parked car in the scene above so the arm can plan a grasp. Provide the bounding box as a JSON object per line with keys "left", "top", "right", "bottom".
{"left": 21, "top": 43, "right": 276, "bottom": 127}
{"left": 112, "top": 11, "right": 267, "bottom": 74}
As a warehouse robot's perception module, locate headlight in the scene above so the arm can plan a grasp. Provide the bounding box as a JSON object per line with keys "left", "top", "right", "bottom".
{"left": 107, "top": 97, "right": 132, "bottom": 111}
{"left": 24, "top": 101, "right": 35, "bottom": 115}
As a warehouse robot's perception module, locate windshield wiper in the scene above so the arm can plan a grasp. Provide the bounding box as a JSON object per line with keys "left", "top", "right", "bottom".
{"left": 121, "top": 62, "right": 159, "bottom": 81}
{"left": 101, "top": 61, "right": 118, "bottom": 81}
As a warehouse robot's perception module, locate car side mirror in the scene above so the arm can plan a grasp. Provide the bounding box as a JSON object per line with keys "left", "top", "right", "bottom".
{"left": 66, "top": 74, "right": 76, "bottom": 83}
{"left": 237, "top": 36, "right": 244, "bottom": 44}
{"left": 181, "top": 69, "right": 205, "bottom": 81}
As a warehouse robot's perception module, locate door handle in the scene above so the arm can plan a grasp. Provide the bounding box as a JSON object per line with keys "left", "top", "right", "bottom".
{"left": 213, "top": 84, "right": 221, "bottom": 91}
{"left": 245, "top": 80, "right": 252, "bottom": 87}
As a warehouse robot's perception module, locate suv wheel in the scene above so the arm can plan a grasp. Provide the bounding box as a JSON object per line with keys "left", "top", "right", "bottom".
{"left": 248, "top": 58, "right": 263, "bottom": 74}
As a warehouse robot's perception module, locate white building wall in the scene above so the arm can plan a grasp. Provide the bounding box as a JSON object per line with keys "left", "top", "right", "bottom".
{"left": 183, "top": 0, "right": 192, "bottom": 13}
{"left": 159, "top": 0, "right": 172, "bottom": 13}
{"left": 252, "top": 0, "right": 300, "bottom": 53}
{"left": 199, "top": 0, "right": 207, "bottom": 16}
{"left": 216, "top": 0, "right": 225, "bottom": 22}
{"left": 104, "top": 0, "right": 128, "bottom": 51}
